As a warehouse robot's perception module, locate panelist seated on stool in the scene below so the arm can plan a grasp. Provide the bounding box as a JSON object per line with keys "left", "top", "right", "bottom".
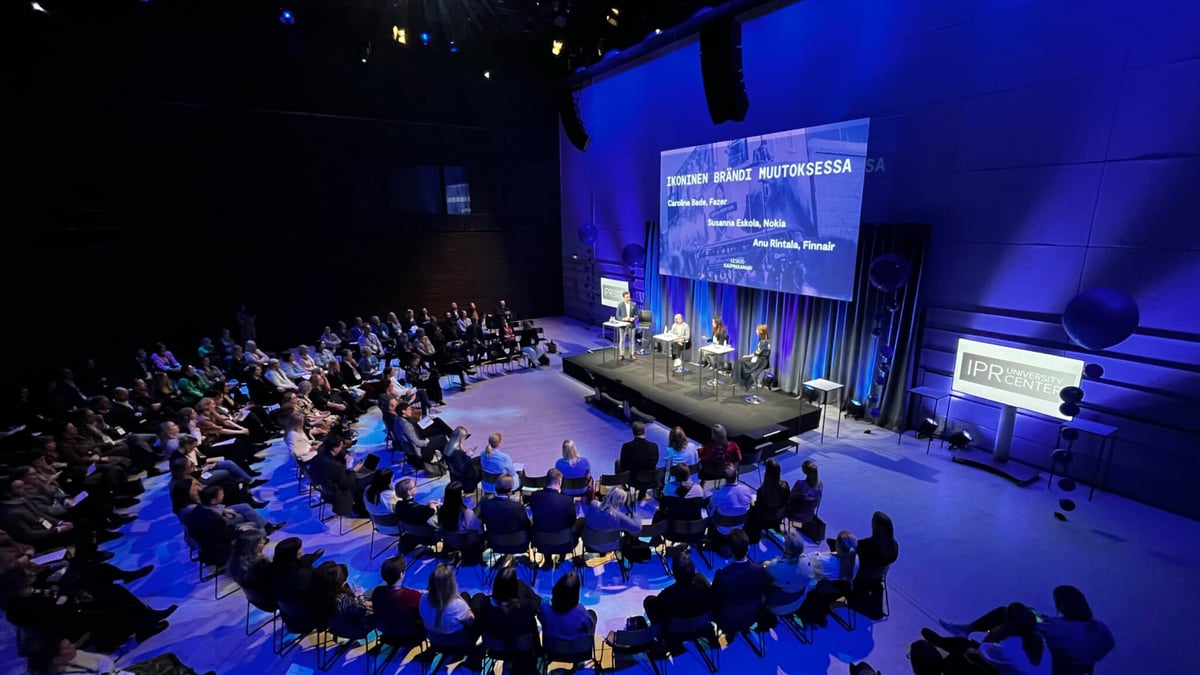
{"left": 666, "top": 313, "right": 691, "bottom": 371}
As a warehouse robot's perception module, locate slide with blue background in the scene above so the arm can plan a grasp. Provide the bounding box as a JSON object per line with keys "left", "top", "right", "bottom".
{"left": 659, "top": 118, "right": 869, "bottom": 301}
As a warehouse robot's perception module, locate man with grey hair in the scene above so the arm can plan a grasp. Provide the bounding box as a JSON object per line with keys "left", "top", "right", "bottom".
{"left": 479, "top": 474, "right": 531, "bottom": 537}
{"left": 667, "top": 312, "right": 691, "bottom": 370}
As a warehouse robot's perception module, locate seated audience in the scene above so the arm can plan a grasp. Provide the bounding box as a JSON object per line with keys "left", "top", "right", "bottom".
{"left": 371, "top": 556, "right": 423, "bottom": 639}
{"left": 662, "top": 426, "right": 699, "bottom": 469}
{"left": 923, "top": 603, "right": 1053, "bottom": 675}
{"left": 480, "top": 432, "right": 520, "bottom": 492}
{"left": 711, "top": 530, "right": 770, "bottom": 631}
{"left": 538, "top": 572, "right": 596, "bottom": 643}
{"left": 531, "top": 468, "right": 581, "bottom": 535}
{"left": 312, "top": 561, "right": 373, "bottom": 639}
{"left": 479, "top": 475, "right": 531, "bottom": 537}
{"left": 436, "top": 482, "right": 484, "bottom": 565}
{"left": 643, "top": 552, "right": 713, "bottom": 629}
{"left": 555, "top": 439, "right": 592, "bottom": 483}
{"left": 698, "top": 423, "right": 741, "bottom": 483}
{"left": 309, "top": 434, "right": 374, "bottom": 517}
{"left": 745, "top": 458, "right": 789, "bottom": 542}
{"left": 363, "top": 468, "right": 399, "bottom": 534}
{"left": 709, "top": 462, "right": 755, "bottom": 535}
{"left": 444, "top": 426, "right": 481, "bottom": 495}
{"left": 786, "top": 459, "right": 823, "bottom": 525}
{"left": 419, "top": 563, "right": 474, "bottom": 636}
{"left": 615, "top": 421, "right": 658, "bottom": 475}
{"left": 394, "top": 477, "right": 436, "bottom": 528}
{"left": 470, "top": 562, "right": 540, "bottom": 674}
{"left": 938, "top": 586, "right": 1114, "bottom": 675}
{"left": 584, "top": 486, "right": 641, "bottom": 536}
{"left": 762, "top": 530, "right": 814, "bottom": 615}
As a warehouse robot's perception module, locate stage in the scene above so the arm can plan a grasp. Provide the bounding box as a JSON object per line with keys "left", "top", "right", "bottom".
{"left": 562, "top": 347, "right": 822, "bottom": 455}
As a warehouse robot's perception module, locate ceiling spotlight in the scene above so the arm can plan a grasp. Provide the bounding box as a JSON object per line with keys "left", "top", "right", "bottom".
{"left": 483, "top": 70, "right": 491, "bottom": 79}
{"left": 279, "top": 9, "right": 295, "bottom": 25}
{"left": 947, "top": 429, "right": 973, "bottom": 450}
{"left": 31, "top": 2, "right": 48, "bottom": 13}
{"left": 420, "top": 32, "right": 430, "bottom": 46}
{"left": 917, "top": 417, "right": 938, "bottom": 439}
{"left": 551, "top": 39, "right": 564, "bottom": 56}
{"left": 655, "top": 28, "right": 662, "bottom": 35}
{"left": 393, "top": 26, "right": 407, "bottom": 45}
{"left": 360, "top": 42, "right": 371, "bottom": 63}
{"left": 449, "top": 40, "right": 458, "bottom": 53}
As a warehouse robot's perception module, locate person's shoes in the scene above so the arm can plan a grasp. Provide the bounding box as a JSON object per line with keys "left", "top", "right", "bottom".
{"left": 247, "top": 498, "right": 269, "bottom": 509}
{"left": 435, "top": 400, "right": 447, "bottom": 406}
{"left": 149, "top": 604, "right": 179, "bottom": 623}
{"left": 108, "top": 513, "right": 137, "bottom": 527}
{"left": 121, "top": 565, "right": 154, "bottom": 583}
{"left": 94, "top": 530, "right": 122, "bottom": 544}
{"left": 938, "top": 619, "right": 970, "bottom": 638}
{"left": 253, "top": 442, "right": 271, "bottom": 450}
{"left": 112, "top": 496, "right": 140, "bottom": 508}
{"left": 921, "top": 627, "right": 942, "bottom": 644}
{"left": 136, "top": 620, "right": 170, "bottom": 643}
{"left": 618, "top": 355, "right": 625, "bottom": 361}
{"left": 264, "top": 522, "right": 286, "bottom": 535}
{"left": 248, "top": 469, "right": 264, "bottom": 477}
{"left": 89, "top": 550, "right": 116, "bottom": 563}
{"left": 144, "top": 466, "right": 165, "bottom": 477}
{"left": 630, "top": 355, "right": 637, "bottom": 361}
{"left": 248, "top": 479, "right": 269, "bottom": 489}
{"left": 300, "top": 549, "right": 325, "bottom": 566}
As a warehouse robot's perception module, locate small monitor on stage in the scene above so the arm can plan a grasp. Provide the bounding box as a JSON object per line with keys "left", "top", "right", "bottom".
{"left": 952, "top": 339, "right": 1083, "bottom": 419}
{"left": 600, "top": 277, "right": 630, "bottom": 308}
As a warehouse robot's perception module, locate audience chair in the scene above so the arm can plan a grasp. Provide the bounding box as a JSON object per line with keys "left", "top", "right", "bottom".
{"left": 531, "top": 526, "right": 581, "bottom": 585}
{"left": 316, "top": 490, "right": 369, "bottom": 535}
{"left": 242, "top": 585, "right": 279, "bottom": 641}
{"left": 737, "top": 448, "right": 765, "bottom": 487}
{"left": 662, "top": 518, "right": 711, "bottom": 570}
{"left": 714, "top": 599, "right": 767, "bottom": 658}
{"left": 485, "top": 529, "right": 533, "bottom": 583}
{"left": 635, "top": 308, "right": 654, "bottom": 355}
{"left": 481, "top": 632, "right": 540, "bottom": 675}
{"left": 662, "top": 613, "right": 719, "bottom": 673}
{"left": 581, "top": 526, "right": 630, "bottom": 582}
{"left": 827, "top": 579, "right": 858, "bottom": 632}
{"left": 626, "top": 467, "right": 665, "bottom": 501}
{"left": 368, "top": 511, "right": 403, "bottom": 559}
{"left": 598, "top": 472, "right": 629, "bottom": 501}
{"left": 768, "top": 604, "right": 814, "bottom": 645}
{"left": 708, "top": 512, "right": 751, "bottom": 559}
{"left": 437, "top": 529, "right": 488, "bottom": 584}
{"left": 481, "top": 470, "right": 503, "bottom": 496}
{"left": 604, "top": 625, "right": 665, "bottom": 675}
{"left": 275, "top": 599, "right": 340, "bottom": 668}
{"left": 751, "top": 502, "right": 789, "bottom": 553}
{"left": 423, "top": 628, "right": 477, "bottom": 675}
{"left": 851, "top": 563, "right": 892, "bottom": 620}
{"left": 373, "top": 610, "right": 429, "bottom": 675}
{"left": 541, "top": 626, "right": 600, "bottom": 675}
{"left": 519, "top": 472, "right": 548, "bottom": 502}
{"left": 561, "top": 475, "right": 591, "bottom": 498}
{"left": 399, "top": 521, "right": 441, "bottom": 561}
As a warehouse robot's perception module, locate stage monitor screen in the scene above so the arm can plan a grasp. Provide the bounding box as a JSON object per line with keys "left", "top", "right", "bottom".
{"left": 952, "top": 339, "right": 1084, "bottom": 419}
{"left": 658, "top": 118, "right": 869, "bottom": 300}
{"left": 599, "top": 277, "right": 630, "bottom": 308}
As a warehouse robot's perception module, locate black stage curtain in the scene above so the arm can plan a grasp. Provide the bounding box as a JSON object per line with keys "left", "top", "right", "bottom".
{"left": 644, "top": 222, "right": 929, "bottom": 429}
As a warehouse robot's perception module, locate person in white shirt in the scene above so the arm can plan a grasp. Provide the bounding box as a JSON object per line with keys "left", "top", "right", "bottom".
{"left": 922, "top": 603, "right": 1052, "bottom": 675}
{"left": 296, "top": 345, "right": 318, "bottom": 374}
{"left": 264, "top": 359, "right": 299, "bottom": 392}
{"left": 284, "top": 413, "right": 316, "bottom": 465}
{"left": 614, "top": 291, "right": 637, "bottom": 360}
{"left": 358, "top": 325, "right": 383, "bottom": 359}
{"left": 667, "top": 313, "right": 691, "bottom": 370}
{"left": 320, "top": 326, "right": 342, "bottom": 350}
{"left": 363, "top": 468, "right": 400, "bottom": 535}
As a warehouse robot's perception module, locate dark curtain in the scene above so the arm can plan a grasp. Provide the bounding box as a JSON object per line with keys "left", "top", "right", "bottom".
{"left": 645, "top": 222, "right": 929, "bottom": 429}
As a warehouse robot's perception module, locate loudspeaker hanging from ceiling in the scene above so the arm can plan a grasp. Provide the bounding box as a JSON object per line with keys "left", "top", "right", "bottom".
{"left": 558, "top": 86, "right": 590, "bottom": 152}
{"left": 699, "top": 17, "right": 749, "bottom": 124}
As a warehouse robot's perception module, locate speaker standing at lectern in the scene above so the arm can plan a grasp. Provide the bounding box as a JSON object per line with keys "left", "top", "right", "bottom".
{"left": 616, "top": 291, "right": 638, "bottom": 360}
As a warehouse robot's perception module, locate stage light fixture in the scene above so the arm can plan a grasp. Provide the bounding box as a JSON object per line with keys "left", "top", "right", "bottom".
{"left": 845, "top": 399, "right": 865, "bottom": 420}
{"left": 279, "top": 8, "right": 295, "bottom": 25}
{"left": 420, "top": 32, "right": 431, "bottom": 46}
{"left": 552, "top": 39, "right": 564, "bottom": 56}
{"left": 360, "top": 42, "right": 371, "bottom": 63}
{"left": 393, "top": 26, "right": 407, "bottom": 44}
{"left": 449, "top": 40, "right": 458, "bottom": 53}
{"left": 606, "top": 7, "right": 619, "bottom": 27}
{"left": 917, "top": 417, "right": 938, "bottom": 439}
{"left": 483, "top": 70, "right": 491, "bottom": 79}
{"left": 948, "top": 429, "right": 973, "bottom": 450}
{"left": 31, "top": 2, "right": 48, "bottom": 13}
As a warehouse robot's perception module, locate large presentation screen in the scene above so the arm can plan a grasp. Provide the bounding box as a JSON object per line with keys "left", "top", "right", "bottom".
{"left": 953, "top": 339, "right": 1084, "bottom": 419}
{"left": 658, "top": 118, "right": 869, "bottom": 301}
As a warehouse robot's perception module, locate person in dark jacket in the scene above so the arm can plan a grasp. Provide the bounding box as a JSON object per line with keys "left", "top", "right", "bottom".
{"left": 309, "top": 434, "right": 374, "bottom": 517}
{"left": 616, "top": 421, "right": 659, "bottom": 474}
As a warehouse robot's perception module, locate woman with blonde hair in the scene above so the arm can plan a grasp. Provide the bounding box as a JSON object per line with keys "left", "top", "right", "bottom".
{"left": 555, "top": 439, "right": 592, "bottom": 481}
{"left": 419, "top": 564, "right": 475, "bottom": 635}
{"left": 584, "top": 486, "right": 642, "bottom": 536}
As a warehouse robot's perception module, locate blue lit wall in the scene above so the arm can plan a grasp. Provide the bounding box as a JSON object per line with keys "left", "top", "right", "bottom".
{"left": 560, "top": 0, "right": 1200, "bottom": 517}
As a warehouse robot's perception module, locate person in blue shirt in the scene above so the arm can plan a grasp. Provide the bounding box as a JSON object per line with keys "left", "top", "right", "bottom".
{"left": 480, "top": 432, "right": 520, "bottom": 493}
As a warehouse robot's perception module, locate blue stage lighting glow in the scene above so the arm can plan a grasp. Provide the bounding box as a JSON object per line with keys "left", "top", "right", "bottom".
{"left": 420, "top": 32, "right": 431, "bottom": 45}
{"left": 279, "top": 9, "right": 295, "bottom": 25}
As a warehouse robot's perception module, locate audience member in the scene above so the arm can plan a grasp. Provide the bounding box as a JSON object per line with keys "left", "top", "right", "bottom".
{"left": 530, "top": 468, "right": 581, "bottom": 535}
{"left": 419, "top": 564, "right": 474, "bottom": 636}
{"left": 923, "top": 603, "right": 1052, "bottom": 675}
{"left": 539, "top": 572, "right": 596, "bottom": 643}
{"left": 698, "top": 423, "right": 740, "bottom": 483}
{"left": 616, "top": 421, "right": 658, "bottom": 475}
{"left": 371, "top": 556, "right": 423, "bottom": 639}
{"left": 555, "top": 439, "right": 591, "bottom": 482}
{"left": 480, "top": 432, "right": 520, "bottom": 492}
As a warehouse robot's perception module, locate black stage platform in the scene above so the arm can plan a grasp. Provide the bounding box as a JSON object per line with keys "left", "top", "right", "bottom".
{"left": 562, "top": 349, "right": 821, "bottom": 455}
